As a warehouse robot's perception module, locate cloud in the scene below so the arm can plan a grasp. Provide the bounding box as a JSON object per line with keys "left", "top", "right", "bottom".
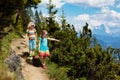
{"left": 73, "top": 7, "right": 120, "bottom": 33}
{"left": 65, "top": 0, "right": 115, "bottom": 8}
{"left": 40, "top": 0, "right": 65, "bottom": 8}
{"left": 39, "top": 0, "right": 115, "bottom": 9}
{"left": 75, "top": 14, "right": 90, "bottom": 21}
{"left": 52, "top": 0, "right": 65, "bottom": 8}
{"left": 37, "top": 0, "right": 120, "bottom": 34}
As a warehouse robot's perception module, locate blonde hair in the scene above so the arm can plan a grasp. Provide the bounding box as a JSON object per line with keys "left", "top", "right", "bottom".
{"left": 27, "top": 22, "right": 35, "bottom": 28}
{"left": 41, "top": 30, "right": 48, "bottom": 36}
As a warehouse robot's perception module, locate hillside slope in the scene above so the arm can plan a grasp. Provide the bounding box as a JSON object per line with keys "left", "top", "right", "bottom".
{"left": 11, "top": 38, "right": 49, "bottom": 80}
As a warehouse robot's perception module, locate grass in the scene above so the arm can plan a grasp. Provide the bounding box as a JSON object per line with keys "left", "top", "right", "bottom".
{"left": 0, "top": 31, "right": 19, "bottom": 80}
{"left": 33, "top": 44, "right": 69, "bottom": 80}
{"left": 1, "top": 32, "right": 19, "bottom": 61}
{"left": 0, "top": 31, "right": 69, "bottom": 80}
{"left": 46, "top": 62, "right": 69, "bottom": 80}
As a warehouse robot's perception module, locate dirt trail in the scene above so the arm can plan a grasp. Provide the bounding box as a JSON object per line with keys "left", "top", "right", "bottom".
{"left": 11, "top": 38, "right": 49, "bottom": 80}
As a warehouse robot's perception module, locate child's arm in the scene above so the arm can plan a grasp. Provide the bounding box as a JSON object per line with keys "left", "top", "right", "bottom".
{"left": 47, "top": 37, "right": 60, "bottom": 42}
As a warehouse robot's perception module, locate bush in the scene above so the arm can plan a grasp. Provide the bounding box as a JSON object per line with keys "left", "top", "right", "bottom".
{"left": 0, "top": 31, "right": 19, "bottom": 80}
{"left": 1, "top": 32, "right": 19, "bottom": 61}
{"left": 46, "top": 62, "right": 69, "bottom": 80}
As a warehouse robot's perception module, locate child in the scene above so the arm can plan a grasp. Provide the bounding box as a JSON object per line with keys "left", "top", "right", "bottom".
{"left": 37, "top": 30, "right": 59, "bottom": 69}
{"left": 25, "top": 22, "right": 37, "bottom": 59}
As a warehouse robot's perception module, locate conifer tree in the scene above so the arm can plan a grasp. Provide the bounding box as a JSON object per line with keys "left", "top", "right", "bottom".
{"left": 34, "top": 10, "right": 43, "bottom": 35}
{"left": 46, "top": 0, "right": 60, "bottom": 34}
{"left": 35, "top": 10, "right": 41, "bottom": 24}
{"left": 80, "top": 23, "right": 92, "bottom": 50}
{"left": 91, "top": 37, "right": 99, "bottom": 47}
{"left": 0, "top": 0, "right": 41, "bottom": 31}
{"left": 60, "top": 9, "right": 67, "bottom": 30}
{"left": 34, "top": 10, "right": 41, "bottom": 35}
{"left": 50, "top": 21, "right": 120, "bottom": 80}
{"left": 34, "top": 10, "right": 48, "bottom": 35}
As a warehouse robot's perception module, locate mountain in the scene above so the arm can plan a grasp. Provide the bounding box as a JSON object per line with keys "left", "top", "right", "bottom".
{"left": 93, "top": 24, "right": 112, "bottom": 36}
{"left": 93, "top": 24, "right": 120, "bottom": 49}
{"left": 93, "top": 34, "right": 120, "bottom": 49}
{"left": 77, "top": 24, "right": 120, "bottom": 49}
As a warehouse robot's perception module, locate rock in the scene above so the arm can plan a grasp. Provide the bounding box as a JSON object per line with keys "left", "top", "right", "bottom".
{"left": 4, "top": 49, "right": 24, "bottom": 80}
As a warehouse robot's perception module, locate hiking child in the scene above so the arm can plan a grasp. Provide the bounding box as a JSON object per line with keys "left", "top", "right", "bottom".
{"left": 25, "top": 21, "right": 37, "bottom": 59}
{"left": 37, "top": 30, "right": 60, "bottom": 69}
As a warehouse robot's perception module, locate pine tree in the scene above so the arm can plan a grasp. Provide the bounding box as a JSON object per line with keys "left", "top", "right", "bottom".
{"left": 0, "top": 0, "right": 41, "bottom": 31}
{"left": 34, "top": 10, "right": 42, "bottom": 35}
{"left": 80, "top": 23, "right": 92, "bottom": 50}
{"left": 50, "top": 22, "right": 120, "bottom": 80}
{"left": 91, "top": 37, "right": 99, "bottom": 47}
{"left": 60, "top": 8, "right": 67, "bottom": 30}
{"left": 46, "top": 0, "right": 60, "bottom": 34}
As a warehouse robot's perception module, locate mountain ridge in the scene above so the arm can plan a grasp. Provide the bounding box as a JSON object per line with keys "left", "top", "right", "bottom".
{"left": 77, "top": 25, "right": 120, "bottom": 49}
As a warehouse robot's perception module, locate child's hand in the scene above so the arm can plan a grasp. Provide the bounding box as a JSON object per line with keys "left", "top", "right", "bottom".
{"left": 56, "top": 40, "right": 60, "bottom": 42}
{"left": 21, "top": 34, "right": 26, "bottom": 39}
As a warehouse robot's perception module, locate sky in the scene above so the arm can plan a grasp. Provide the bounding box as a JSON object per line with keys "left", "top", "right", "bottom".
{"left": 37, "top": 0, "right": 120, "bottom": 34}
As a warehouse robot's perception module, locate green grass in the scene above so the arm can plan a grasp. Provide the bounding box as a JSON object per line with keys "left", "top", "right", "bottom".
{"left": 46, "top": 62, "right": 69, "bottom": 80}
{"left": 0, "top": 31, "right": 19, "bottom": 80}
{"left": 1, "top": 32, "right": 19, "bottom": 62}
{"left": 33, "top": 45, "right": 69, "bottom": 80}
{"left": 0, "top": 31, "right": 69, "bottom": 80}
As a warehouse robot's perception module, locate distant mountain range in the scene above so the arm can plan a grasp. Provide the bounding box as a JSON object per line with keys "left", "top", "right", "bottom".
{"left": 93, "top": 24, "right": 120, "bottom": 49}
{"left": 77, "top": 24, "right": 120, "bottom": 49}
{"left": 93, "top": 34, "right": 120, "bottom": 49}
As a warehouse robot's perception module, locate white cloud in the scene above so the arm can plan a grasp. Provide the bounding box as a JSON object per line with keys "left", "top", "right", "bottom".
{"left": 42, "top": 13, "right": 49, "bottom": 17}
{"left": 89, "top": 20, "right": 102, "bottom": 27}
{"left": 40, "top": 0, "right": 116, "bottom": 8}
{"left": 73, "top": 7, "right": 120, "bottom": 33}
{"left": 65, "top": 0, "right": 115, "bottom": 8}
{"left": 52, "top": 0, "right": 65, "bottom": 8}
{"left": 40, "top": 0, "right": 65, "bottom": 8}
{"left": 37, "top": 0, "right": 120, "bottom": 34}
{"left": 75, "top": 14, "right": 89, "bottom": 21}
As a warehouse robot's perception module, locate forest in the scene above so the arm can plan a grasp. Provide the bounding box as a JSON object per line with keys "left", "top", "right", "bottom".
{"left": 0, "top": 0, "right": 120, "bottom": 80}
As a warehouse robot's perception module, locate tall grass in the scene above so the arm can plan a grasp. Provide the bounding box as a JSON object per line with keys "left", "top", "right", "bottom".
{"left": 0, "top": 31, "right": 69, "bottom": 80}
{"left": 1, "top": 32, "right": 19, "bottom": 60}
{"left": 46, "top": 62, "right": 69, "bottom": 80}
{"left": 0, "top": 31, "right": 19, "bottom": 80}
